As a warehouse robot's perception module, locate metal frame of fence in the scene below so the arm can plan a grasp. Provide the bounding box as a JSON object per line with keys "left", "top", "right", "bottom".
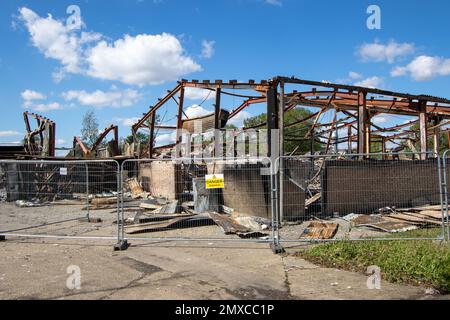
{"left": 440, "top": 150, "right": 450, "bottom": 241}
{"left": 0, "top": 159, "right": 121, "bottom": 243}
{"left": 118, "top": 157, "right": 277, "bottom": 246}
{"left": 0, "top": 152, "right": 448, "bottom": 251}
{"left": 273, "top": 152, "right": 448, "bottom": 245}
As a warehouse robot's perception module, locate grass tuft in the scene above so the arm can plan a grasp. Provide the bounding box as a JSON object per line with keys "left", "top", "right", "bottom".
{"left": 297, "top": 228, "right": 450, "bottom": 292}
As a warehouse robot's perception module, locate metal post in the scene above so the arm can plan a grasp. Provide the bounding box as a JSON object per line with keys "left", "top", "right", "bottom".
{"left": 419, "top": 100, "right": 428, "bottom": 160}
{"left": 85, "top": 163, "right": 89, "bottom": 221}
{"left": 114, "top": 160, "right": 129, "bottom": 250}
{"left": 443, "top": 151, "right": 450, "bottom": 242}
{"left": 278, "top": 81, "right": 285, "bottom": 223}
{"left": 438, "top": 155, "right": 446, "bottom": 241}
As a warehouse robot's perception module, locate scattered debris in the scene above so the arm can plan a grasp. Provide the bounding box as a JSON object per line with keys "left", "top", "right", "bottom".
{"left": 155, "top": 200, "right": 181, "bottom": 214}
{"left": 352, "top": 215, "right": 418, "bottom": 233}
{"left": 126, "top": 177, "right": 148, "bottom": 199}
{"left": 15, "top": 200, "right": 47, "bottom": 207}
{"left": 305, "top": 193, "right": 321, "bottom": 207}
{"left": 424, "top": 287, "right": 440, "bottom": 295}
{"left": 125, "top": 214, "right": 214, "bottom": 234}
{"left": 208, "top": 212, "right": 268, "bottom": 238}
{"left": 91, "top": 197, "right": 118, "bottom": 207}
{"left": 300, "top": 221, "right": 339, "bottom": 239}
{"left": 350, "top": 204, "right": 444, "bottom": 233}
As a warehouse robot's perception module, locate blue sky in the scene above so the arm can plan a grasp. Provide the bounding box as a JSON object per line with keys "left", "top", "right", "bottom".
{"left": 1, "top": 0, "right": 450, "bottom": 151}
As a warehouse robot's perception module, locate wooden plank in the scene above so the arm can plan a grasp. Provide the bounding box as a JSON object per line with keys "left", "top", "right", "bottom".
{"left": 385, "top": 213, "right": 441, "bottom": 226}
{"left": 300, "top": 221, "right": 338, "bottom": 239}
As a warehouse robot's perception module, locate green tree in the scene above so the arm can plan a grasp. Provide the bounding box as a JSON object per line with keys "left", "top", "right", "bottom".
{"left": 401, "top": 123, "right": 449, "bottom": 155}
{"left": 243, "top": 108, "right": 321, "bottom": 154}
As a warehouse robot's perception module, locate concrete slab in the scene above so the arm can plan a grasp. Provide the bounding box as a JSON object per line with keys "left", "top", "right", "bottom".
{"left": 0, "top": 238, "right": 447, "bottom": 300}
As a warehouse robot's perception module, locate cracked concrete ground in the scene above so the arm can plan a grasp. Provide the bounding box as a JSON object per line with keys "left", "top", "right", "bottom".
{"left": 0, "top": 237, "right": 448, "bottom": 300}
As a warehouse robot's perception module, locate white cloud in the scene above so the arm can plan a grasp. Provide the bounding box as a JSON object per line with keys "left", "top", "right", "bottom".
{"left": 184, "top": 104, "right": 212, "bottom": 118}
{"left": 0, "top": 131, "right": 22, "bottom": 137}
{"left": 27, "top": 102, "right": 62, "bottom": 112}
{"left": 113, "top": 117, "right": 140, "bottom": 127}
{"left": 21, "top": 89, "right": 46, "bottom": 101}
{"left": 86, "top": 33, "right": 201, "bottom": 86}
{"left": 391, "top": 55, "right": 450, "bottom": 81}
{"left": 184, "top": 87, "right": 215, "bottom": 100}
{"left": 349, "top": 71, "right": 362, "bottom": 80}
{"left": 228, "top": 111, "right": 251, "bottom": 127}
{"left": 265, "top": 0, "right": 282, "bottom": 6}
{"left": 357, "top": 40, "right": 415, "bottom": 64}
{"left": 56, "top": 138, "right": 66, "bottom": 146}
{"left": 371, "top": 115, "right": 390, "bottom": 125}
{"left": 18, "top": 7, "right": 85, "bottom": 74}
{"left": 354, "top": 76, "right": 383, "bottom": 88}
{"left": 62, "top": 88, "right": 141, "bottom": 108}
{"left": 200, "top": 40, "right": 215, "bottom": 59}
{"left": 18, "top": 7, "right": 201, "bottom": 86}
{"left": 155, "top": 131, "right": 176, "bottom": 146}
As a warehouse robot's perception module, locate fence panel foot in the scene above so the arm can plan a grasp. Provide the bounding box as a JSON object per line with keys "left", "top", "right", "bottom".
{"left": 270, "top": 242, "right": 285, "bottom": 254}
{"left": 0, "top": 235, "right": 6, "bottom": 242}
{"left": 114, "top": 240, "right": 129, "bottom": 251}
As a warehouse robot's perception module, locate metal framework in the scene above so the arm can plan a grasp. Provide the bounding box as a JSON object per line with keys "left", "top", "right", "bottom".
{"left": 130, "top": 77, "right": 450, "bottom": 160}
{"left": 23, "top": 111, "right": 56, "bottom": 157}
{"left": 73, "top": 124, "right": 119, "bottom": 157}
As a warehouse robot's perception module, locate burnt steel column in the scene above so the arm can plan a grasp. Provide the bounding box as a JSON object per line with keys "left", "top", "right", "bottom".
{"left": 214, "top": 87, "right": 221, "bottom": 157}
{"left": 419, "top": 100, "right": 428, "bottom": 159}
{"left": 266, "top": 86, "right": 279, "bottom": 157}
{"left": 357, "top": 91, "right": 369, "bottom": 158}
{"left": 149, "top": 112, "right": 156, "bottom": 158}
{"left": 347, "top": 124, "right": 352, "bottom": 154}
{"left": 175, "top": 86, "right": 185, "bottom": 158}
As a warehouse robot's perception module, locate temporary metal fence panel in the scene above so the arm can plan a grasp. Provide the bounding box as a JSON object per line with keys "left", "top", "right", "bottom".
{"left": 440, "top": 150, "right": 450, "bottom": 241}
{"left": 119, "top": 157, "right": 276, "bottom": 243}
{"left": 274, "top": 152, "right": 447, "bottom": 243}
{"left": 0, "top": 159, "right": 120, "bottom": 241}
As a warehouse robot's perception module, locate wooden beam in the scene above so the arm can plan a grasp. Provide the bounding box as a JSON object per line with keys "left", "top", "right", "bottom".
{"left": 347, "top": 125, "right": 352, "bottom": 154}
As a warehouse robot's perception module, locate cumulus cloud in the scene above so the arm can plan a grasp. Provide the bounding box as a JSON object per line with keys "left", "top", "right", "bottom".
{"left": 349, "top": 71, "right": 362, "bottom": 80}
{"left": 357, "top": 40, "right": 415, "bottom": 64}
{"left": 18, "top": 7, "right": 201, "bottom": 86}
{"left": 21, "top": 89, "right": 46, "bottom": 101}
{"left": 200, "top": 40, "right": 215, "bottom": 59}
{"left": 184, "top": 104, "right": 212, "bottom": 118}
{"left": 391, "top": 55, "right": 450, "bottom": 81}
{"left": 86, "top": 34, "right": 201, "bottom": 86}
{"left": 0, "top": 130, "right": 22, "bottom": 137}
{"left": 354, "top": 76, "right": 383, "bottom": 88}
{"left": 20, "top": 88, "right": 62, "bottom": 112}
{"left": 155, "top": 131, "right": 176, "bottom": 146}
{"left": 113, "top": 117, "right": 140, "bottom": 127}
{"left": 371, "top": 115, "right": 391, "bottom": 125}
{"left": 18, "top": 7, "right": 87, "bottom": 74}
{"left": 27, "top": 102, "right": 62, "bottom": 112}
{"left": 184, "top": 87, "right": 215, "bottom": 101}
{"left": 227, "top": 111, "right": 251, "bottom": 127}
{"left": 62, "top": 88, "right": 141, "bottom": 108}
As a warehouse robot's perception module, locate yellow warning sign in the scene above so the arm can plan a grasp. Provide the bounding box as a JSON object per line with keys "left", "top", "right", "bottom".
{"left": 205, "top": 174, "right": 224, "bottom": 189}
